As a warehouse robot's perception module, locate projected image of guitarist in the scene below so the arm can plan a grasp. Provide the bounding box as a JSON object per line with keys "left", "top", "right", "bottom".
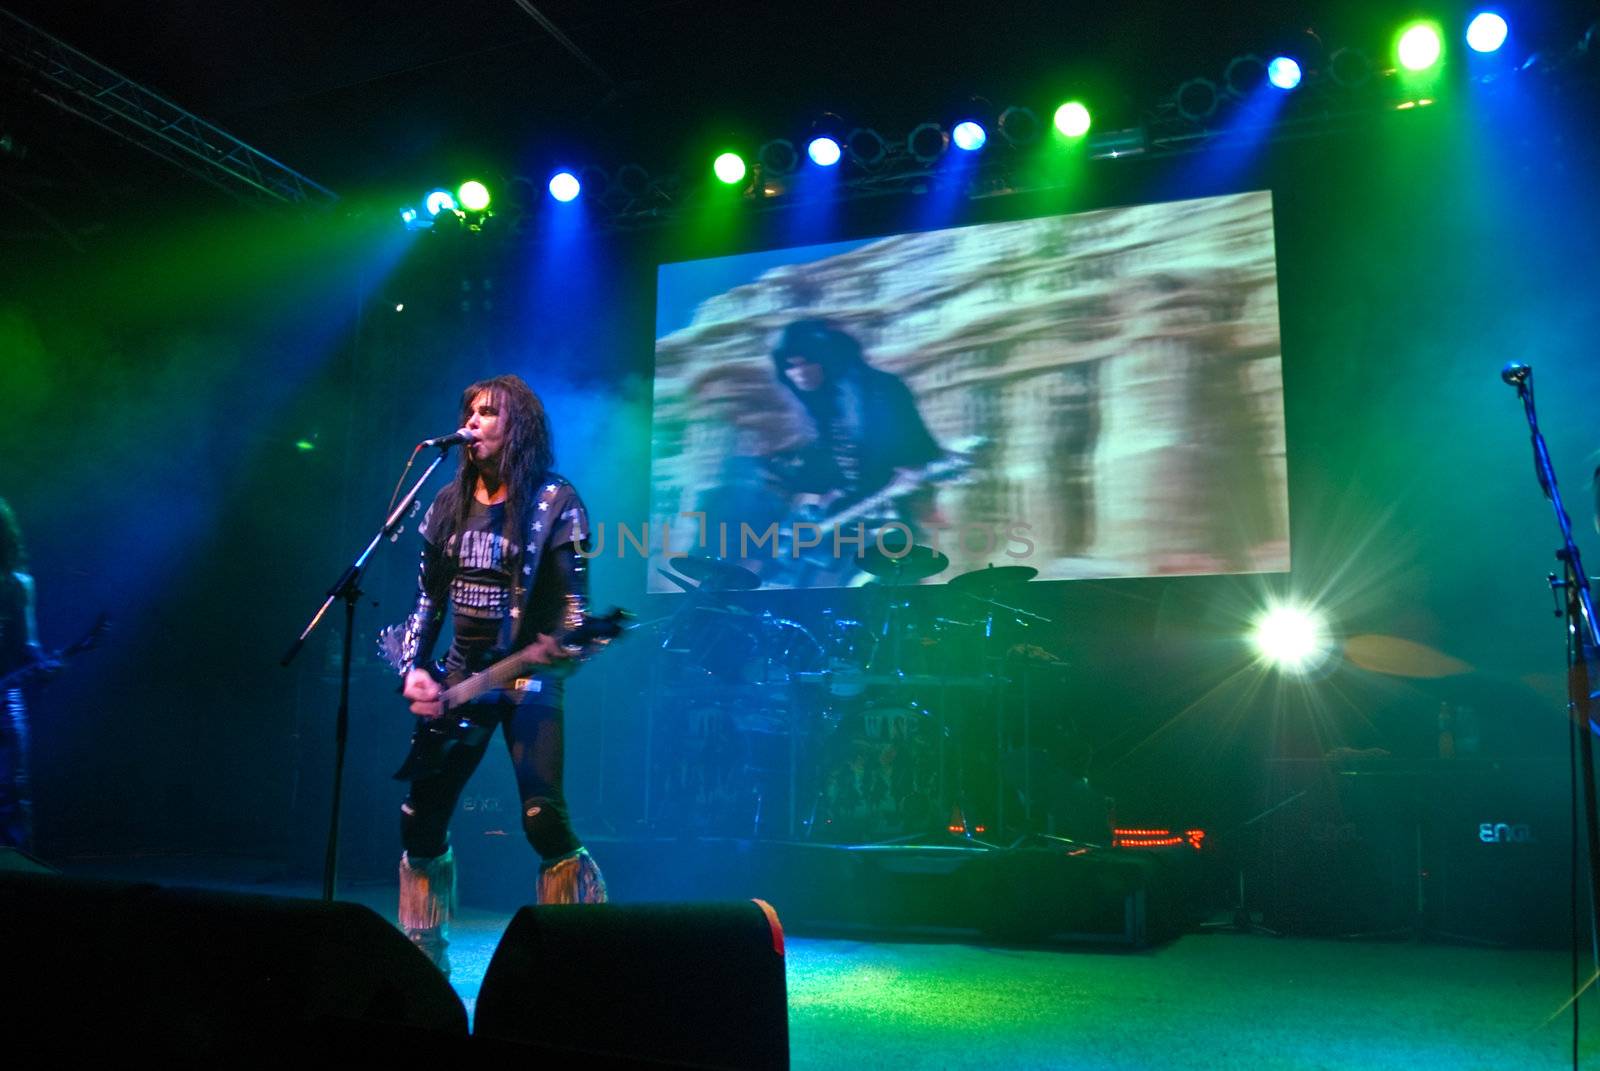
{"left": 389, "top": 373, "right": 613, "bottom": 977}
{"left": 767, "top": 319, "right": 960, "bottom": 582}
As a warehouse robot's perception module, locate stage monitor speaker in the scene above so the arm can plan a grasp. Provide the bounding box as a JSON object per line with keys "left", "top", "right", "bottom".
{"left": 0, "top": 845, "right": 55, "bottom": 872}
{"left": 475, "top": 899, "right": 789, "bottom": 1070}
{"left": 0, "top": 872, "right": 467, "bottom": 1057}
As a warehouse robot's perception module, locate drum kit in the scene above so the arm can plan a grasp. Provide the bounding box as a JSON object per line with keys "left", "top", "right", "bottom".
{"left": 640, "top": 543, "right": 1057, "bottom": 843}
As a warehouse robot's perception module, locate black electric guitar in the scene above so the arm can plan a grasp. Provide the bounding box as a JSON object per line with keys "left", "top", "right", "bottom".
{"left": 377, "top": 607, "right": 630, "bottom": 780}
{"left": 0, "top": 612, "right": 110, "bottom": 691}
{"left": 775, "top": 436, "right": 989, "bottom": 583}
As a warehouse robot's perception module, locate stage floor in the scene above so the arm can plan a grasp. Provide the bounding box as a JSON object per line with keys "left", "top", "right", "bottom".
{"left": 49, "top": 852, "right": 1598, "bottom": 1069}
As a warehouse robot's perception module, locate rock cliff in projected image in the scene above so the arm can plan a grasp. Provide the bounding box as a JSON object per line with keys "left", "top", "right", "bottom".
{"left": 650, "top": 190, "right": 1289, "bottom": 590}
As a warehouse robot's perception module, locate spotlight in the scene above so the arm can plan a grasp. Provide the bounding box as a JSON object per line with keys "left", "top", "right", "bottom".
{"left": 576, "top": 165, "right": 609, "bottom": 201}
{"left": 997, "top": 106, "right": 1040, "bottom": 147}
{"left": 758, "top": 139, "right": 799, "bottom": 175}
{"left": 1267, "top": 56, "right": 1303, "bottom": 89}
{"left": 951, "top": 120, "right": 987, "bottom": 151}
{"left": 457, "top": 180, "right": 491, "bottom": 212}
{"left": 1224, "top": 54, "right": 1268, "bottom": 97}
{"left": 806, "top": 136, "right": 841, "bottom": 166}
{"left": 1052, "top": 101, "right": 1092, "bottom": 137}
{"left": 1175, "top": 78, "right": 1220, "bottom": 121}
{"left": 399, "top": 207, "right": 418, "bottom": 225}
{"left": 907, "top": 122, "right": 949, "bottom": 164}
{"left": 506, "top": 176, "right": 541, "bottom": 214}
{"left": 548, "top": 171, "right": 580, "bottom": 202}
{"left": 424, "top": 189, "right": 456, "bottom": 217}
{"left": 615, "top": 164, "right": 651, "bottom": 200}
{"left": 1398, "top": 23, "right": 1443, "bottom": 71}
{"left": 713, "top": 152, "right": 747, "bottom": 185}
{"left": 1328, "top": 46, "right": 1373, "bottom": 88}
{"left": 805, "top": 112, "right": 848, "bottom": 168}
{"left": 1466, "top": 12, "right": 1508, "bottom": 53}
{"left": 846, "top": 127, "right": 887, "bottom": 169}
{"left": 1251, "top": 602, "right": 1333, "bottom": 674}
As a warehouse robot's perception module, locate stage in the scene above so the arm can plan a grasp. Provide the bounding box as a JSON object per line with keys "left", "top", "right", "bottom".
{"left": 23, "top": 849, "right": 1593, "bottom": 1069}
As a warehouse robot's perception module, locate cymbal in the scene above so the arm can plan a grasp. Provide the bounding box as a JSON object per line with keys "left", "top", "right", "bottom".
{"left": 859, "top": 542, "right": 949, "bottom": 582}
{"left": 947, "top": 564, "right": 1038, "bottom": 592}
{"left": 670, "top": 555, "right": 761, "bottom": 591}
{"left": 1343, "top": 634, "right": 1472, "bottom": 679}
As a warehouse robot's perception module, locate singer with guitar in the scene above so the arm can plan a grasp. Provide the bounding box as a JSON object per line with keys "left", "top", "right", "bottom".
{"left": 392, "top": 374, "right": 608, "bottom": 977}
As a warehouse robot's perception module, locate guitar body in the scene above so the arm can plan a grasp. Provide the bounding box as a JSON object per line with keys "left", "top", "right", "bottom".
{"left": 0, "top": 613, "right": 109, "bottom": 691}
{"left": 391, "top": 667, "right": 548, "bottom": 781}
{"left": 382, "top": 608, "right": 629, "bottom": 782}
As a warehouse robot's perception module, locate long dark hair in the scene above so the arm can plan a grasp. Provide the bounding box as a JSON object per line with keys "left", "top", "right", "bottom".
{"left": 431, "top": 375, "right": 555, "bottom": 559}
{"left": 770, "top": 318, "right": 868, "bottom": 412}
{"left": 0, "top": 497, "right": 25, "bottom": 575}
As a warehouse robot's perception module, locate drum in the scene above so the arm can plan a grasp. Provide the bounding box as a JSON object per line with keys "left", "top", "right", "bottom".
{"left": 743, "top": 616, "right": 823, "bottom": 685}
{"left": 821, "top": 617, "right": 876, "bottom": 697}
{"left": 655, "top": 704, "right": 738, "bottom": 823}
{"left": 661, "top": 606, "right": 758, "bottom": 682}
{"left": 807, "top": 703, "right": 935, "bottom": 841}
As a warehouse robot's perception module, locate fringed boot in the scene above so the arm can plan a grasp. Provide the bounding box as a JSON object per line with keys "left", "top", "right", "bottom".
{"left": 537, "top": 846, "right": 608, "bottom": 905}
{"left": 399, "top": 847, "right": 457, "bottom": 977}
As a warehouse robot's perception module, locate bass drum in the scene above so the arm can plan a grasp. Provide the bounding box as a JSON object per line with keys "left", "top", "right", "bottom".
{"left": 807, "top": 703, "right": 936, "bottom": 841}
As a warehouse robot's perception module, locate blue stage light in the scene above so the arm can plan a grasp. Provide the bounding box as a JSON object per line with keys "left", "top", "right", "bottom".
{"left": 1267, "top": 56, "right": 1303, "bottom": 90}
{"left": 548, "top": 171, "right": 581, "bottom": 202}
{"left": 952, "top": 121, "right": 987, "bottom": 151}
{"left": 807, "top": 136, "right": 841, "bottom": 167}
{"left": 424, "top": 189, "right": 456, "bottom": 217}
{"left": 1466, "top": 12, "right": 1508, "bottom": 53}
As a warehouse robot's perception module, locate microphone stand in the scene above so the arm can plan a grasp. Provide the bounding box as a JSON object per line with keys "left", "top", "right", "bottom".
{"left": 1504, "top": 364, "right": 1600, "bottom": 999}
{"left": 280, "top": 445, "right": 456, "bottom": 902}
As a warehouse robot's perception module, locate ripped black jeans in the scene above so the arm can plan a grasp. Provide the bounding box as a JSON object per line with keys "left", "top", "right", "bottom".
{"left": 399, "top": 699, "right": 581, "bottom": 863}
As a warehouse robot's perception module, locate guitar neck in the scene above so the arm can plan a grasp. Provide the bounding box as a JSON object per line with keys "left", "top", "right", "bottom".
{"left": 441, "top": 647, "right": 543, "bottom": 709}
{"left": 436, "top": 613, "right": 622, "bottom": 711}
{"left": 823, "top": 459, "right": 961, "bottom": 529}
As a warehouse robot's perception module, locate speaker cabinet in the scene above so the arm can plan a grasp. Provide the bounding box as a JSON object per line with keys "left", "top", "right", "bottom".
{"left": 0, "top": 872, "right": 466, "bottom": 1056}
{"left": 475, "top": 899, "right": 789, "bottom": 1069}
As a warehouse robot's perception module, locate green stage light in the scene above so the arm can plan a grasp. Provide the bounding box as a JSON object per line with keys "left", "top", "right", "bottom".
{"left": 1053, "top": 102, "right": 1092, "bottom": 138}
{"left": 713, "top": 152, "right": 747, "bottom": 185}
{"left": 457, "top": 180, "right": 492, "bottom": 212}
{"left": 1397, "top": 23, "right": 1443, "bottom": 71}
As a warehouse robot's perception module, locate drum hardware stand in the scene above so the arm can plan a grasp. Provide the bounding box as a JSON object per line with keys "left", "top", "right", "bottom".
{"left": 966, "top": 593, "right": 1053, "bottom": 839}
{"left": 1200, "top": 790, "right": 1305, "bottom": 936}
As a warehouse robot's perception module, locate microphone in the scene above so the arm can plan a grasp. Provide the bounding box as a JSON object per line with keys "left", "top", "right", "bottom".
{"left": 1500, "top": 362, "right": 1531, "bottom": 388}
{"left": 418, "top": 428, "right": 478, "bottom": 449}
